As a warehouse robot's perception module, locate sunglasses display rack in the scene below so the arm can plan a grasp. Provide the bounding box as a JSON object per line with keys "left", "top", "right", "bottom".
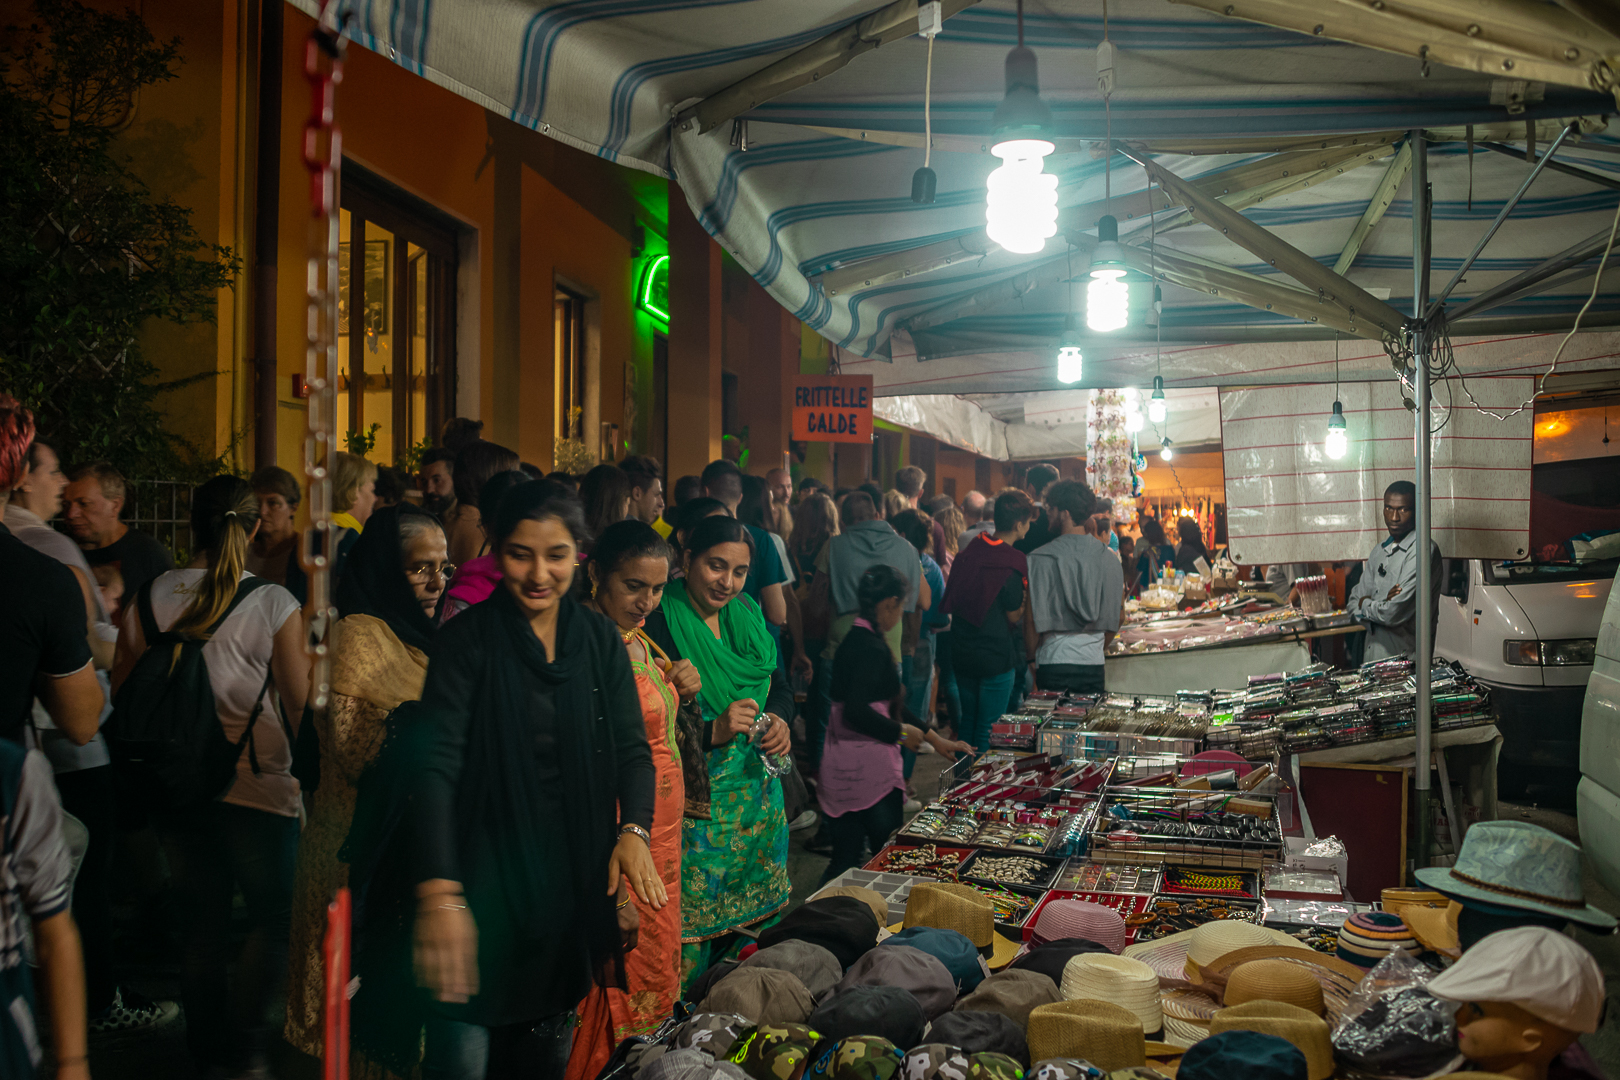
{"left": 1091, "top": 785, "right": 1284, "bottom": 871}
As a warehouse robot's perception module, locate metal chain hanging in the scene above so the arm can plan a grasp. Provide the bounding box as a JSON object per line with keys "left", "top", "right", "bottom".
{"left": 300, "top": 2, "right": 346, "bottom": 712}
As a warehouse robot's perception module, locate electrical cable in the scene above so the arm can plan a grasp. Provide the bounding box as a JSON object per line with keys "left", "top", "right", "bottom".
{"left": 923, "top": 33, "right": 933, "bottom": 170}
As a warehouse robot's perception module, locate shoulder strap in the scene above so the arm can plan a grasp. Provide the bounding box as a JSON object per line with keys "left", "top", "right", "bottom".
{"left": 239, "top": 660, "right": 280, "bottom": 776}
{"left": 135, "top": 577, "right": 161, "bottom": 644}
{"left": 207, "top": 575, "right": 272, "bottom": 636}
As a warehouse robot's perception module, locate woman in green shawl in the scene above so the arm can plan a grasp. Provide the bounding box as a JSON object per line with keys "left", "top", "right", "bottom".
{"left": 643, "top": 514, "right": 794, "bottom": 988}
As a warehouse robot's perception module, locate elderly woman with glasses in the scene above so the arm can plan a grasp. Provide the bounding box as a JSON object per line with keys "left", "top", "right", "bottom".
{"left": 284, "top": 504, "right": 451, "bottom": 1076}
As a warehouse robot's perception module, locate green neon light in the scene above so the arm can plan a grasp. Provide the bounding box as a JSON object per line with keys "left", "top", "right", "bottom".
{"left": 638, "top": 253, "right": 670, "bottom": 322}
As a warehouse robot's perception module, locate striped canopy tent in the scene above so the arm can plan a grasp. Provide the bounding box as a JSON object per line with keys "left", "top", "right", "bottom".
{"left": 302, "top": 0, "right": 1620, "bottom": 396}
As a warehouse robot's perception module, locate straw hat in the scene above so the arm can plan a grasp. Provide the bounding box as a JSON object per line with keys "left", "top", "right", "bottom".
{"left": 1208, "top": 1001, "right": 1334, "bottom": 1080}
{"left": 894, "top": 883, "right": 1022, "bottom": 969}
{"left": 1380, "top": 889, "right": 1460, "bottom": 956}
{"left": 1030, "top": 899, "right": 1129, "bottom": 953}
{"left": 1061, "top": 954, "right": 1163, "bottom": 1035}
{"left": 1123, "top": 921, "right": 1307, "bottom": 981}
{"left": 1159, "top": 993, "right": 1213, "bottom": 1049}
{"left": 1203, "top": 946, "right": 1365, "bottom": 1026}
{"left": 1223, "top": 960, "right": 1324, "bottom": 1017}
{"left": 814, "top": 886, "right": 891, "bottom": 929}
{"left": 1027, "top": 1001, "right": 1146, "bottom": 1072}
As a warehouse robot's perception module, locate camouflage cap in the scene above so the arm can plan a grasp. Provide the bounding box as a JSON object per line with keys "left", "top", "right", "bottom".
{"left": 642, "top": 1048, "right": 754, "bottom": 1080}
{"left": 966, "top": 1053, "right": 1025, "bottom": 1080}
{"left": 731, "top": 1023, "right": 822, "bottom": 1080}
{"left": 808, "top": 1035, "right": 906, "bottom": 1080}
{"left": 1103, "top": 1071, "right": 1169, "bottom": 1080}
{"left": 671, "top": 1012, "right": 758, "bottom": 1060}
{"left": 1027, "top": 1059, "right": 1106, "bottom": 1080}
{"left": 901, "top": 1044, "right": 973, "bottom": 1080}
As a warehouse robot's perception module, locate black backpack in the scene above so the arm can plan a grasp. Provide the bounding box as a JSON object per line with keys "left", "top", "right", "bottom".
{"left": 107, "top": 576, "right": 286, "bottom": 812}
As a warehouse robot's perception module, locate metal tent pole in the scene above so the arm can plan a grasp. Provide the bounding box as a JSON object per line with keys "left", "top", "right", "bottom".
{"left": 1411, "top": 130, "right": 1434, "bottom": 875}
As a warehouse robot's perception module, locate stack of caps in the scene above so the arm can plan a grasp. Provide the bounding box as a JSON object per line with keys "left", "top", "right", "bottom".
{"left": 1059, "top": 953, "right": 1162, "bottom": 1034}
{"left": 1336, "top": 912, "right": 1420, "bottom": 968}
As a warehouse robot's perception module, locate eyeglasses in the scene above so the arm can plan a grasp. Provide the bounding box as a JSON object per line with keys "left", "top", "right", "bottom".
{"left": 406, "top": 563, "right": 456, "bottom": 584}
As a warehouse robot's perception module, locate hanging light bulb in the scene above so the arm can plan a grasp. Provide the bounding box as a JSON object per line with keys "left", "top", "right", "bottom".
{"left": 987, "top": 33, "right": 1057, "bottom": 254}
{"left": 1125, "top": 405, "right": 1144, "bottom": 433}
{"left": 1056, "top": 315, "right": 1083, "bottom": 384}
{"left": 1148, "top": 374, "right": 1167, "bottom": 423}
{"left": 1087, "top": 214, "right": 1129, "bottom": 332}
{"left": 1325, "top": 400, "right": 1349, "bottom": 459}
{"left": 1160, "top": 437, "right": 1174, "bottom": 462}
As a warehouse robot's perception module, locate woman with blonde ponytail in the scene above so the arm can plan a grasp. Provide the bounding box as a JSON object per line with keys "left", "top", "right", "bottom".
{"left": 111, "top": 474, "right": 311, "bottom": 1077}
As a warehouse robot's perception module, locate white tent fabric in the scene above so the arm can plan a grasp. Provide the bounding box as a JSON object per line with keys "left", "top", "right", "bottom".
{"left": 873, "top": 385, "right": 1218, "bottom": 458}
{"left": 298, "top": 0, "right": 1620, "bottom": 380}
{"left": 1220, "top": 379, "right": 1535, "bottom": 561}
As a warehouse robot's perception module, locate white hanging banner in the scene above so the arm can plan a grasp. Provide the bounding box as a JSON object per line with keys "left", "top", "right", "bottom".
{"left": 1220, "top": 378, "right": 1534, "bottom": 565}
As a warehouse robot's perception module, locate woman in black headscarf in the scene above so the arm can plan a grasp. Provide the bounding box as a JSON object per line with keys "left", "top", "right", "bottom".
{"left": 285, "top": 504, "right": 448, "bottom": 1075}
{"left": 410, "top": 480, "right": 660, "bottom": 1079}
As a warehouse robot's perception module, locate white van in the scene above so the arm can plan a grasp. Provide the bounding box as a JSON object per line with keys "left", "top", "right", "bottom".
{"left": 1437, "top": 557, "right": 1615, "bottom": 795}
{"left": 1578, "top": 567, "right": 1620, "bottom": 896}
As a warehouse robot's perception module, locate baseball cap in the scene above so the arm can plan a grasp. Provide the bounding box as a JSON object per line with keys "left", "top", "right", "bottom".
{"left": 741, "top": 940, "right": 844, "bottom": 1002}
{"left": 1176, "top": 1030, "right": 1306, "bottom": 1080}
{"left": 760, "top": 897, "right": 881, "bottom": 970}
{"left": 643, "top": 1048, "right": 754, "bottom": 1080}
{"left": 927, "top": 1010, "right": 1030, "bottom": 1065}
{"left": 704, "top": 967, "right": 816, "bottom": 1026}
{"left": 957, "top": 969, "right": 1062, "bottom": 1028}
{"left": 886, "top": 926, "right": 989, "bottom": 993}
{"left": 810, "top": 986, "right": 927, "bottom": 1060}
{"left": 835, "top": 944, "right": 958, "bottom": 1020}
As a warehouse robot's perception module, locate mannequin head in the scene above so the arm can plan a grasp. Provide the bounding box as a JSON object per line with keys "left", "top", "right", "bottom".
{"left": 1427, "top": 927, "right": 1605, "bottom": 1080}
{"left": 1452, "top": 1000, "right": 1579, "bottom": 1080}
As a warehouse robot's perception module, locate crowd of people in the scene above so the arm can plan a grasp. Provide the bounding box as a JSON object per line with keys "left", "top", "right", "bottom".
{"left": 0, "top": 392, "right": 1608, "bottom": 1080}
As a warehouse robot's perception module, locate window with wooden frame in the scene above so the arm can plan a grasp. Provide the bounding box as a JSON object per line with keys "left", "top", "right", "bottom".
{"left": 554, "top": 285, "right": 587, "bottom": 442}
{"left": 337, "top": 167, "right": 459, "bottom": 465}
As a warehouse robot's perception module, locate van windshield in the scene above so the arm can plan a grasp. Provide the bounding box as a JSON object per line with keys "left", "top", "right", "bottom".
{"left": 1485, "top": 558, "right": 1619, "bottom": 585}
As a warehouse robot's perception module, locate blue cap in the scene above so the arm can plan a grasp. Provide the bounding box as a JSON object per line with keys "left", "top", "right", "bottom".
{"left": 885, "top": 926, "right": 988, "bottom": 992}
{"left": 1176, "top": 1031, "right": 1306, "bottom": 1080}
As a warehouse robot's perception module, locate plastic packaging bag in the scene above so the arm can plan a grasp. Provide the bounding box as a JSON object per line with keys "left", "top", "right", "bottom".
{"left": 1332, "top": 948, "right": 1462, "bottom": 1079}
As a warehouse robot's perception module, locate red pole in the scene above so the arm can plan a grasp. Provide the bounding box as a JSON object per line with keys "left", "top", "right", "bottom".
{"left": 322, "top": 887, "right": 352, "bottom": 1080}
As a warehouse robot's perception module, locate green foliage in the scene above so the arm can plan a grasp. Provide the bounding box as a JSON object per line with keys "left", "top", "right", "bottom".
{"left": 397, "top": 435, "right": 433, "bottom": 473}
{"left": 345, "top": 423, "right": 381, "bottom": 458}
{"left": 0, "top": 0, "right": 239, "bottom": 481}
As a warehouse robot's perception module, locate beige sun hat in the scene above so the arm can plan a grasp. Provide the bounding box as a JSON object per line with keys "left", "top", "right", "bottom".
{"left": 1027, "top": 1000, "right": 1148, "bottom": 1072}
{"left": 1061, "top": 953, "right": 1164, "bottom": 1035}
{"left": 1123, "top": 920, "right": 1308, "bottom": 981}
{"left": 1208, "top": 1000, "right": 1335, "bottom": 1080}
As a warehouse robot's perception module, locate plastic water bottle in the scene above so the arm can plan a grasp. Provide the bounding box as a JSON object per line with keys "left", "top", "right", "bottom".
{"left": 748, "top": 712, "right": 793, "bottom": 778}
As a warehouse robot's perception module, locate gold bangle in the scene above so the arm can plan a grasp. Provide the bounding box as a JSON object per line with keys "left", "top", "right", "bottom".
{"left": 617, "top": 896, "right": 632, "bottom": 909}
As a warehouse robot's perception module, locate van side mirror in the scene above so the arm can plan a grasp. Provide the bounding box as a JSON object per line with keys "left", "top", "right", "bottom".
{"left": 1441, "top": 559, "right": 1469, "bottom": 602}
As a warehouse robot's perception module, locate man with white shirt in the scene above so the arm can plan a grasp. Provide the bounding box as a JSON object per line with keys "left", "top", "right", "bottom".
{"left": 1023, "top": 480, "right": 1125, "bottom": 694}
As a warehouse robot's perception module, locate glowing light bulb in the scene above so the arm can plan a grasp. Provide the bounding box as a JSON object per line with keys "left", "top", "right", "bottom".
{"left": 1160, "top": 437, "right": 1174, "bottom": 462}
{"left": 1087, "top": 271, "right": 1129, "bottom": 332}
{"left": 1057, "top": 345, "right": 1083, "bottom": 383}
{"left": 1148, "top": 375, "right": 1167, "bottom": 423}
{"left": 986, "top": 140, "right": 1058, "bottom": 254}
{"left": 1125, "top": 407, "right": 1144, "bottom": 433}
{"left": 1326, "top": 400, "right": 1349, "bottom": 460}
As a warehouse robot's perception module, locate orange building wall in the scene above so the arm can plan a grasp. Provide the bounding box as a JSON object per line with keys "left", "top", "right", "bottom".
{"left": 520, "top": 164, "right": 633, "bottom": 469}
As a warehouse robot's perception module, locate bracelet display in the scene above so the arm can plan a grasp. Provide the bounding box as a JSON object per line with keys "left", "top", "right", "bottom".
{"left": 619, "top": 823, "right": 652, "bottom": 846}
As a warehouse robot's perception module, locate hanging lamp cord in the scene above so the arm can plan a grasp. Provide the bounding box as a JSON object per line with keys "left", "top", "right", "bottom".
{"left": 923, "top": 33, "right": 933, "bottom": 168}
{"left": 1103, "top": 0, "right": 1112, "bottom": 206}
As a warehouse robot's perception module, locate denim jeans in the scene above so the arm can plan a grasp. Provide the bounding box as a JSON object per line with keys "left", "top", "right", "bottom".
{"left": 954, "top": 668, "right": 1016, "bottom": 758}
{"left": 932, "top": 631, "right": 962, "bottom": 733}
{"left": 157, "top": 801, "right": 298, "bottom": 1071}
{"left": 424, "top": 1011, "right": 576, "bottom": 1080}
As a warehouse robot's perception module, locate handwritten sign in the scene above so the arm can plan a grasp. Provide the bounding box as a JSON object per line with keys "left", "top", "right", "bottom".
{"left": 792, "top": 375, "right": 874, "bottom": 443}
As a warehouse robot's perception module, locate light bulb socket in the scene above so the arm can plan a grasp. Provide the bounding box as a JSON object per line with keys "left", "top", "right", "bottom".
{"left": 1161, "top": 437, "right": 1173, "bottom": 450}
{"left": 992, "top": 46, "right": 1052, "bottom": 138}
{"left": 911, "top": 166, "right": 937, "bottom": 204}
{"left": 1090, "top": 216, "right": 1127, "bottom": 274}
{"left": 1328, "top": 399, "right": 1347, "bottom": 430}
{"left": 1151, "top": 375, "right": 1165, "bottom": 399}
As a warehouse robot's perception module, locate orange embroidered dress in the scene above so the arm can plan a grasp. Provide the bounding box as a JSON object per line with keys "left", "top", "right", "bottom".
{"left": 565, "top": 628, "right": 684, "bottom": 1080}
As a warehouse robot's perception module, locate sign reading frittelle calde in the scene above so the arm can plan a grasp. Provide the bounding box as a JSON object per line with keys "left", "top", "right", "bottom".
{"left": 792, "top": 374, "right": 874, "bottom": 443}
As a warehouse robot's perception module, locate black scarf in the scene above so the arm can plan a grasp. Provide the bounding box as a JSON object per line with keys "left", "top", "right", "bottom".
{"left": 334, "top": 504, "right": 440, "bottom": 652}
{"left": 462, "top": 587, "right": 626, "bottom": 987}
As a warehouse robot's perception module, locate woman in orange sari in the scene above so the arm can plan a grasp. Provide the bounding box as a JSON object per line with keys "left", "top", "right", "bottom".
{"left": 567, "top": 520, "right": 702, "bottom": 1078}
